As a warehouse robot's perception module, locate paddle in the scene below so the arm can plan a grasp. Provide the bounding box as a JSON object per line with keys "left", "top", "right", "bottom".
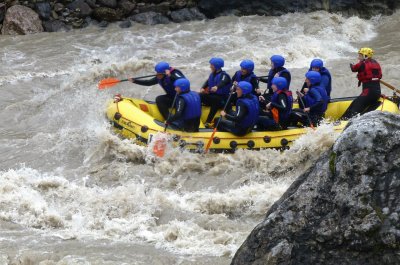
{"left": 296, "top": 90, "right": 315, "bottom": 129}
{"left": 164, "top": 93, "right": 179, "bottom": 132}
{"left": 98, "top": 74, "right": 158, "bottom": 90}
{"left": 204, "top": 90, "right": 235, "bottom": 154}
{"left": 380, "top": 80, "right": 400, "bottom": 94}
{"left": 152, "top": 93, "right": 179, "bottom": 158}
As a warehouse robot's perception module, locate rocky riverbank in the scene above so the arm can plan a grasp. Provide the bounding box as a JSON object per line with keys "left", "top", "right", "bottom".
{"left": 0, "top": 0, "right": 399, "bottom": 35}
{"left": 231, "top": 111, "right": 400, "bottom": 265}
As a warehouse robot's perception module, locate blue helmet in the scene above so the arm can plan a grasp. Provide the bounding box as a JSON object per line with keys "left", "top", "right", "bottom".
{"left": 155, "top": 61, "right": 170, "bottom": 73}
{"left": 174, "top": 78, "right": 190, "bottom": 92}
{"left": 237, "top": 81, "right": 253, "bottom": 95}
{"left": 271, "top": 77, "right": 287, "bottom": 91}
{"left": 209, "top": 57, "right": 224, "bottom": 70}
{"left": 305, "top": 71, "right": 321, "bottom": 85}
{"left": 240, "top": 59, "right": 254, "bottom": 72}
{"left": 310, "top": 59, "right": 323, "bottom": 69}
{"left": 270, "top": 55, "right": 285, "bottom": 68}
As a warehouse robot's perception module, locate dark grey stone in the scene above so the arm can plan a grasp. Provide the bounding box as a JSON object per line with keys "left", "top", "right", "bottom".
{"left": 42, "top": 20, "right": 70, "bottom": 32}
{"left": 118, "top": 0, "right": 136, "bottom": 16}
{"left": 98, "top": 20, "right": 109, "bottom": 27}
{"left": 130, "top": 11, "right": 170, "bottom": 25}
{"left": 92, "top": 7, "right": 121, "bottom": 21}
{"left": 97, "top": 0, "right": 117, "bottom": 8}
{"left": 119, "top": 19, "right": 131, "bottom": 28}
{"left": 137, "top": 2, "right": 171, "bottom": 15}
{"left": 85, "top": 0, "right": 97, "bottom": 9}
{"left": 170, "top": 7, "right": 206, "bottom": 23}
{"left": 35, "top": 2, "right": 51, "bottom": 21}
{"left": 67, "top": 0, "right": 93, "bottom": 18}
{"left": 0, "top": 3, "right": 6, "bottom": 24}
{"left": 231, "top": 112, "right": 400, "bottom": 265}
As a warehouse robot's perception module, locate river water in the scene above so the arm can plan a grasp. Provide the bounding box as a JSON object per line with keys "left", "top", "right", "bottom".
{"left": 1, "top": 11, "right": 399, "bottom": 264}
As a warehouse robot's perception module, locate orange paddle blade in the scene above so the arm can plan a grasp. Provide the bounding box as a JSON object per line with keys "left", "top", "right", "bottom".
{"left": 153, "top": 138, "right": 167, "bottom": 157}
{"left": 98, "top": 78, "right": 121, "bottom": 90}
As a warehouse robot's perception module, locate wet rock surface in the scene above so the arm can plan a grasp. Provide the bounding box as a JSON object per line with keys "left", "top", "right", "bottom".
{"left": 1, "top": 0, "right": 397, "bottom": 34}
{"left": 198, "top": 0, "right": 399, "bottom": 18}
{"left": 231, "top": 111, "right": 400, "bottom": 265}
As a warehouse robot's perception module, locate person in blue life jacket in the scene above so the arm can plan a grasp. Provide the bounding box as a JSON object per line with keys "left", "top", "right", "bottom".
{"left": 294, "top": 71, "right": 329, "bottom": 127}
{"left": 301, "top": 59, "right": 332, "bottom": 101}
{"left": 165, "top": 78, "right": 201, "bottom": 132}
{"left": 200, "top": 57, "right": 232, "bottom": 128}
{"left": 259, "top": 55, "right": 291, "bottom": 105}
{"left": 232, "top": 60, "right": 260, "bottom": 95}
{"left": 217, "top": 81, "right": 259, "bottom": 136}
{"left": 228, "top": 59, "right": 260, "bottom": 110}
{"left": 128, "top": 61, "right": 185, "bottom": 120}
{"left": 256, "top": 77, "right": 293, "bottom": 131}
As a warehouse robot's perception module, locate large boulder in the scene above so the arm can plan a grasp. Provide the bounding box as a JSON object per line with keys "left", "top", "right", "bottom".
{"left": 1, "top": 5, "right": 43, "bottom": 35}
{"left": 130, "top": 11, "right": 170, "bottom": 25}
{"left": 170, "top": 7, "right": 206, "bottom": 23}
{"left": 232, "top": 111, "right": 400, "bottom": 265}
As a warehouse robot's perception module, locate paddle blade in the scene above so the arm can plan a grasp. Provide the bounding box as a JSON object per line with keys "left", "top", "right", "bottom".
{"left": 98, "top": 78, "right": 121, "bottom": 90}
{"left": 153, "top": 138, "right": 167, "bottom": 157}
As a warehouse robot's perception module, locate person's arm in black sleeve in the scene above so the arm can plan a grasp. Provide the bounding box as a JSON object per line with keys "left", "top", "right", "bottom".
{"left": 201, "top": 79, "right": 208, "bottom": 89}
{"left": 217, "top": 73, "right": 231, "bottom": 90}
{"left": 250, "top": 77, "right": 259, "bottom": 93}
{"left": 167, "top": 97, "right": 185, "bottom": 123}
{"left": 270, "top": 94, "right": 288, "bottom": 111}
{"left": 225, "top": 101, "right": 248, "bottom": 122}
{"left": 258, "top": 76, "right": 268, "bottom": 83}
{"left": 132, "top": 77, "right": 158, "bottom": 86}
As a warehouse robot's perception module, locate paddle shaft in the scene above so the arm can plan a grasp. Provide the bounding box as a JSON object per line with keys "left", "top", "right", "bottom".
{"left": 296, "top": 90, "right": 315, "bottom": 129}
{"left": 164, "top": 93, "right": 179, "bottom": 132}
{"left": 122, "top": 74, "right": 158, "bottom": 83}
{"left": 380, "top": 80, "right": 400, "bottom": 94}
{"left": 204, "top": 91, "right": 235, "bottom": 154}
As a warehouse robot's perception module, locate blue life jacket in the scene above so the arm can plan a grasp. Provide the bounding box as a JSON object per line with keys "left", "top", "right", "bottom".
{"left": 236, "top": 94, "right": 259, "bottom": 129}
{"left": 320, "top": 68, "right": 332, "bottom": 98}
{"left": 178, "top": 91, "right": 201, "bottom": 120}
{"left": 208, "top": 70, "right": 231, "bottom": 96}
{"left": 271, "top": 90, "right": 293, "bottom": 122}
{"left": 304, "top": 85, "right": 328, "bottom": 114}
{"left": 267, "top": 67, "right": 291, "bottom": 93}
{"left": 158, "top": 68, "right": 185, "bottom": 97}
{"left": 233, "top": 70, "right": 257, "bottom": 83}
{"left": 233, "top": 70, "right": 258, "bottom": 94}
{"left": 308, "top": 67, "right": 332, "bottom": 98}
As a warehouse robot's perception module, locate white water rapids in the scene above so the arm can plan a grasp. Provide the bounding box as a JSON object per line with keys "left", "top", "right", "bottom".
{"left": 1, "top": 11, "right": 399, "bottom": 264}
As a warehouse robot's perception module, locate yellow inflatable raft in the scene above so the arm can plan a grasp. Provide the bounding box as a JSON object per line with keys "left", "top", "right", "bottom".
{"left": 106, "top": 96, "right": 399, "bottom": 152}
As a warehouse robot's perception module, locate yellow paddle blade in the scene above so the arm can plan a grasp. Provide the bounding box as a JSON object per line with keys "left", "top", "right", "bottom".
{"left": 98, "top": 78, "right": 121, "bottom": 90}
